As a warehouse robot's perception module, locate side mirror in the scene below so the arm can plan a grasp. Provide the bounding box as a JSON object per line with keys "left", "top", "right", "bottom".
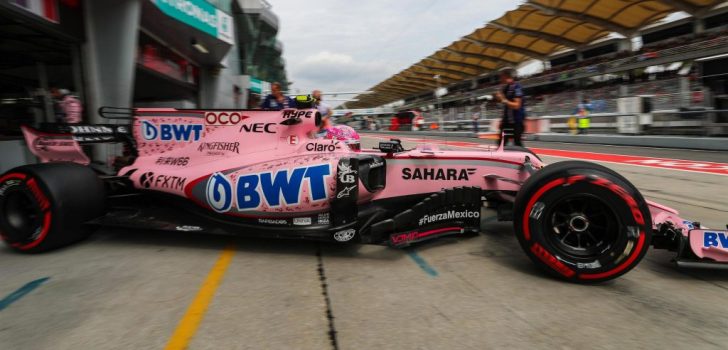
{"left": 378, "top": 139, "right": 404, "bottom": 154}
{"left": 280, "top": 118, "right": 302, "bottom": 126}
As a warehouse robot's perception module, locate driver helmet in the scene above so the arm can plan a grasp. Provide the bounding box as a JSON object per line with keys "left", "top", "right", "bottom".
{"left": 325, "top": 125, "right": 361, "bottom": 151}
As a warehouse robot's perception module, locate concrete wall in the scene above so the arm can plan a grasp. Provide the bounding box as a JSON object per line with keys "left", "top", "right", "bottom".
{"left": 199, "top": 47, "right": 242, "bottom": 109}
{"left": 0, "top": 140, "right": 34, "bottom": 173}
{"left": 83, "top": 0, "right": 142, "bottom": 163}
{"left": 83, "top": 0, "right": 141, "bottom": 122}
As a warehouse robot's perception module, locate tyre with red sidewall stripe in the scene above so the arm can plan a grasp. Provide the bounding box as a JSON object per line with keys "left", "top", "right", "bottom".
{"left": 0, "top": 163, "right": 104, "bottom": 253}
{"left": 513, "top": 161, "right": 651, "bottom": 283}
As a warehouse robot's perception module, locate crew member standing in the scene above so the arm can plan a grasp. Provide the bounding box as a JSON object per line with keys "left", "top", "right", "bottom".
{"left": 50, "top": 88, "right": 82, "bottom": 123}
{"left": 471, "top": 110, "right": 480, "bottom": 133}
{"left": 313, "top": 89, "right": 333, "bottom": 136}
{"left": 260, "top": 82, "right": 295, "bottom": 110}
{"left": 495, "top": 67, "right": 525, "bottom": 146}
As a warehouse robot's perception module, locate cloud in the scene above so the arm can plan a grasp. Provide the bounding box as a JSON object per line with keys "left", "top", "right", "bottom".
{"left": 289, "top": 51, "right": 398, "bottom": 94}
{"left": 269, "top": 0, "right": 518, "bottom": 100}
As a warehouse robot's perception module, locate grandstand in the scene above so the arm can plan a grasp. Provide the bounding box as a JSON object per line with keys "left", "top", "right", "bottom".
{"left": 344, "top": 0, "right": 728, "bottom": 135}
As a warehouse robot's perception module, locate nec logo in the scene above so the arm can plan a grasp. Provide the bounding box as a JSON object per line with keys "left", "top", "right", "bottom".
{"left": 142, "top": 121, "right": 202, "bottom": 142}
{"left": 703, "top": 231, "right": 728, "bottom": 248}
{"left": 239, "top": 123, "right": 276, "bottom": 134}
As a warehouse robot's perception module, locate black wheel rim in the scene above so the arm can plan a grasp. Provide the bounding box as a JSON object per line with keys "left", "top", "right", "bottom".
{"left": 545, "top": 193, "right": 620, "bottom": 260}
{"left": 2, "top": 190, "right": 42, "bottom": 242}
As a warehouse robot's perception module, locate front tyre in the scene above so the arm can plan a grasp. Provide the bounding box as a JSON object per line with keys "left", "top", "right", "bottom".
{"left": 513, "top": 161, "right": 652, "bottom": 283}
{"left": 0, "top": 163, "right": 105, "bottom": 253}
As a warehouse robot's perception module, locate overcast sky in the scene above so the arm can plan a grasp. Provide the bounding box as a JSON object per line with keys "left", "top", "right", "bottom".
{"left": 270, "top": 0, "right": 518, "bottom": 98}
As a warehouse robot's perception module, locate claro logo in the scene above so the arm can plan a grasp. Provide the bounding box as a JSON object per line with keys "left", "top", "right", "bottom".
{"left": 205, "top": 112, "right": 249, "bottom": 126}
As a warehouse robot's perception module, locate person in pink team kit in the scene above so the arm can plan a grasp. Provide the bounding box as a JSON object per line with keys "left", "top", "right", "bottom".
{"left": 51, "top": 88, "right": 82, "bottom": 124}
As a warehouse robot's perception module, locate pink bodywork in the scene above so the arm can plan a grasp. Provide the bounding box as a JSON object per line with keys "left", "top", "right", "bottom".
{"left": 21, "top": 125, "right": 90, "bottom": 165}
{"left": 21, "top": 108, "right": 725, "bottom": 261}
{"left": 119, "top": 108, "right": 531, "bottom": 218}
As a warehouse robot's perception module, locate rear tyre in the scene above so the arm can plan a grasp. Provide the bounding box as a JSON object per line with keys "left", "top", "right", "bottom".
{"left": 0, "top": 163, "right": 105, "bottom": 253}
{"left": 513, "top": 161, "right": 651, "bottom": 283}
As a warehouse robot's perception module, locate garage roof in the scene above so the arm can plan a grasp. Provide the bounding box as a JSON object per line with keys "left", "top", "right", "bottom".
{"left": 349, "top": 0, "right": 721, "bottom": 109}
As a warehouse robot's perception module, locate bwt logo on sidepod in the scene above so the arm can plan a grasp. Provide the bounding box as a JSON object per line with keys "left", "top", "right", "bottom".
{"left": 205, "top": 164, "right": 331, "bottom": 213}
{"left": 703, "top": 231, "right": 728, "bottom": 249}
{"left": 142, "top": 121, "right": 203, "bottom": 142}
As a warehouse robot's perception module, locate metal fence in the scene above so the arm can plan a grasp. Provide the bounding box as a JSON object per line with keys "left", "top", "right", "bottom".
{"left": 349, "top": 109, "right": 728, "bottom": 136}
{"left": 408, "top": 90, "right": 708, "bottom": 122}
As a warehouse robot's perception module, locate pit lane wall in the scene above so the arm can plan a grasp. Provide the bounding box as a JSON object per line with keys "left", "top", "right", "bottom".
{"left": 356, "top": 111, "right": 728, "bottom": 151}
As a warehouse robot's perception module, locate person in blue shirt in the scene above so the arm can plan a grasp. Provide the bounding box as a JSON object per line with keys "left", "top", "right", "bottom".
{"left": 494, "top": 67, "right": 526, "bottom": 146}
{"left": 260, "top": 82, "right": 295, "bottom": 110}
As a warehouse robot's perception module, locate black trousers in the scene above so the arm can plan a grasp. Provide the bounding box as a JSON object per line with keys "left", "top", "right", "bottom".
{"left": 498, "top": 120, "right": 524, "bottom": 147}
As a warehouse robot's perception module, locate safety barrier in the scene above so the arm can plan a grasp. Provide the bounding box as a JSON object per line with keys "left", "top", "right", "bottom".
{"left": 350, "top": 109, "right": 728, "bottom": 136}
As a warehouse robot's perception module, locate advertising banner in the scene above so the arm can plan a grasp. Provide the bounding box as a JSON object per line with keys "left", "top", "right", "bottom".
{"left": 151, "top": 0, "right": 233, "bottom": 44}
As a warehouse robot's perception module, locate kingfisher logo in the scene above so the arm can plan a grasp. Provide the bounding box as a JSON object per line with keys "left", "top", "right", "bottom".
{"left": 142, "top": 121, "right": 203, "bottom": 142}
{"left": 703, "top": 231, "right": 728, "bottom": 249}
{"left": 205, "top": 164, "right": 332, "bottom": 212}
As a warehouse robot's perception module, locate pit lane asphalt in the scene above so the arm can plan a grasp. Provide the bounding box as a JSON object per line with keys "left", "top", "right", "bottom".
{"left": 1, "top": 136, "right": 727, "bottom": 350}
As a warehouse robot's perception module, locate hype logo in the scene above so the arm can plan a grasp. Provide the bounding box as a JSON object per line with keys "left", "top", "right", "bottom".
{"left": 205, "top": 164, "right": 332, "bottom": 213}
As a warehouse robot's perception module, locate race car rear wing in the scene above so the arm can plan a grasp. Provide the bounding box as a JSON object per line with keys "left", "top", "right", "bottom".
{"left": 21, "top": 125, "right": 91, "bottom": 165}
{"left": 21, "top": 107, "right": 137, "bottom": 166}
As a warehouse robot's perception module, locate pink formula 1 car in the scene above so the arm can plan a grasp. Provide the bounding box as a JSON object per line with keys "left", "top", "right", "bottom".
{"left": 1, "top": 107, "right": 726, "bottom": 283}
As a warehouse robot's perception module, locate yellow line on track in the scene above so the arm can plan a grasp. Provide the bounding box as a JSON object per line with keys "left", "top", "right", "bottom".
{"left": 164, "top": 245, "right": 236, "bottom": 350}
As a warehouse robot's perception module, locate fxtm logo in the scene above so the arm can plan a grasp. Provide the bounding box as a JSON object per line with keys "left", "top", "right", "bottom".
{"left": 703, "top": 231, "right": 728, "bottom": 249}
{"left": 239, "top": 123, "right": 276, "bottom": 134}
{"left": 402, "top": 168, "right": 476, "bottom": 181}
{"left": 142, "top": 121, "right": 202, "bottom": 142}
{"left": 205, "top": 112, "right": 249, "bottom": 126}
{"left": 139, "top": 172, "right": 186, "bottom": 190}
{"left": 205, "top": 164, "right": 331, "bottom": 213}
